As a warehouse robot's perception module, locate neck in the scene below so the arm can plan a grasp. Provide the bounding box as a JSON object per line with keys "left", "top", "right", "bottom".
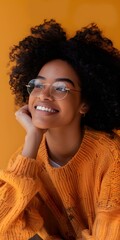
{"left": 45, "top": 126, "right": 84, "bottom": 166}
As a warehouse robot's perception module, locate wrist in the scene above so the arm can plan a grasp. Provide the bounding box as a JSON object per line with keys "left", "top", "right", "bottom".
{"left": 22, "top": 130, "right": 43, "bottom": 158}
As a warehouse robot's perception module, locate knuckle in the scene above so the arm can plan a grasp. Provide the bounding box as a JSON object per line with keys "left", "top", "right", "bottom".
{"left": 15, "top": 110, "right": 22, "bottom": 118}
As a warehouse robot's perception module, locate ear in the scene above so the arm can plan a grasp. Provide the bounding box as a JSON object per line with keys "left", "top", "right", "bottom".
{"left": 79, "top": 103, "right": 89, "bottom": 115}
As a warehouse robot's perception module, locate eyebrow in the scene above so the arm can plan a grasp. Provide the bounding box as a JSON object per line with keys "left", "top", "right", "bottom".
{"left": 37, "top": 75, "right": 75, "bottom": 87}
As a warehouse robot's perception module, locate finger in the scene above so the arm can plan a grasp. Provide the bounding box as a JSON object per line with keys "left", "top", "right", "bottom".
{"left": 15, "top": 105, "right": 32, "bottom": 120}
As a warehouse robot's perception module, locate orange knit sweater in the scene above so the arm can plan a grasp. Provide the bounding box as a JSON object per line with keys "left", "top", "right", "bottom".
{"left": 0, "top": 129, "right": 120, "bottom": 240}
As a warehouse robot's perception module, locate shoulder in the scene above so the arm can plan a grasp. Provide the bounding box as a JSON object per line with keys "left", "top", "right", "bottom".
{"left": 92, "top": 131, "right": 120, "bottom": 208}
{"left": 86, "top": 127, "right": 120, "bottom": 150}
{"left": 84, "top": 127, "right": 120, "bottom": 165}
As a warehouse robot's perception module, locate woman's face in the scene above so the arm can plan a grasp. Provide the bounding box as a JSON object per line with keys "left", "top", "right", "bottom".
{"left": 29, "top": 59, "right": 87, "bottom": 129}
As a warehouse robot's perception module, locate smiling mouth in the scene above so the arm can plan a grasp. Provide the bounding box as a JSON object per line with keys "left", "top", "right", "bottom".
{"left": 35, "top": 105, "right": 58, "bottom": 113}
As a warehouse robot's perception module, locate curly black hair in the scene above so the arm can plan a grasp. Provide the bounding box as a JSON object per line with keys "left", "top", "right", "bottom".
{"left": 9, "top": 19, "right": 120, "bottom": 131}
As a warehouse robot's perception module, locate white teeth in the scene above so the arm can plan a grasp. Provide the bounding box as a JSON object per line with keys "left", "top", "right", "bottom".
{"left": 36, "top": 106, "right": 56, "bottom": 113}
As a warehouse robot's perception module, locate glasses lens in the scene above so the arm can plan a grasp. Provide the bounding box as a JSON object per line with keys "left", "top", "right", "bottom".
{"left": 27, "top": 79, "right": 44, "bottom": 95}
{"left": 26, "top": 79, "right": 35, "bottom": 94}
{"left": 51, "top": 82, "right": 68, "bottom": 100}
{"left": 26, "top": 80, "right": 68, "bottom": 100}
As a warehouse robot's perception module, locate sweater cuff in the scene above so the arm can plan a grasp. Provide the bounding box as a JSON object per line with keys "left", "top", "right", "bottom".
{"left": 5, "top": 154, "right": 39, "bottom": 178}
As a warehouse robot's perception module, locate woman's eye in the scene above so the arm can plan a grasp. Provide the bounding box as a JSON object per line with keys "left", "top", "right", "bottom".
{"left": 55, "top": 87, "right": 67, "bottom": 92}
{"left": 35, "top": 84, "right": 44, "bottom": 89}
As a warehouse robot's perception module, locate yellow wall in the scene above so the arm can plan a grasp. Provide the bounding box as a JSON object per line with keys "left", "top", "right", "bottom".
{"left": 0, "top": 0, "right": 120, "bottom": 168}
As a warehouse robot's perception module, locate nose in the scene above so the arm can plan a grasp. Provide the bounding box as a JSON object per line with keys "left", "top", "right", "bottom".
{"left": 36, "top": 87, "right": 53, "bottom": 101}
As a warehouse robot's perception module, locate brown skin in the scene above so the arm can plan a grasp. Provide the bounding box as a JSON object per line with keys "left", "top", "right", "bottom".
{"left": 15, "top": 59, "right": 88, "bottom": 164}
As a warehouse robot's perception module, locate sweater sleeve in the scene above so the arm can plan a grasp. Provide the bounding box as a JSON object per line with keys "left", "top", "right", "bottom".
{"left": 81, "top": 150, "right": 120, "bottom": 240}
{"left": 0, "top": 152, "right": 47, "bottom": 240}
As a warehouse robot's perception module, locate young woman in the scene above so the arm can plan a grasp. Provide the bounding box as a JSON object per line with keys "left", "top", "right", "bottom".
{"left": 0, "top": 19, "right": 120, "bottom": 240}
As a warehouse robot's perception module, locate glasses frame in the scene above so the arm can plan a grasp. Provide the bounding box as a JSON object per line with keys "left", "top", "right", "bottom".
{"left": 26, "top": 79, "right": 81, "bottom": 100}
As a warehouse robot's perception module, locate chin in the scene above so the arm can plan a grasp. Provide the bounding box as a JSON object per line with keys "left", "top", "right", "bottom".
{"left": 32, "top": 119, "right": 51, "bottom": 129}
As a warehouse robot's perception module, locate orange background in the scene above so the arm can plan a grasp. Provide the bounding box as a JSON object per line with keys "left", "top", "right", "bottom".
{"left": 0, "top": 0, "right": 120, "bottom": 168}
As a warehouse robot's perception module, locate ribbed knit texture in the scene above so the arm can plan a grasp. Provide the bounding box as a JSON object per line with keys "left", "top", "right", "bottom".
{"left": 0, "top": 128, "right": 120, "bottom": 240}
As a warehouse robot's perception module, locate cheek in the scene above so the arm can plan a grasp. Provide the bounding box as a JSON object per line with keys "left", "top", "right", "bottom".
{"left": 65, "top": 96, "right": 81, "bottom": 110}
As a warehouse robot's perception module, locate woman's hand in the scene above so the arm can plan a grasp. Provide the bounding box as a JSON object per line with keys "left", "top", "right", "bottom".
{"left": 15, "top": 105, "right": 47, "bottom": 158}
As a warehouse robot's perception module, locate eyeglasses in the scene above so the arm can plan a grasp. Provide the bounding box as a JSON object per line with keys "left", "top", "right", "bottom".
{"left": 26, "top": 79, "right": 80, "bottom": 100}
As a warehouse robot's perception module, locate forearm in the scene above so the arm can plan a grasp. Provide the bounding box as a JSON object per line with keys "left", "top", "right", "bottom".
{"left": 0, "top": 155, "right": 40, "bottom": 234}
{"left": 15, "top": 105, "right": 45, "bottom": 159}
{"left": 22, "top": 131, "right": 42, "bottom": 158}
